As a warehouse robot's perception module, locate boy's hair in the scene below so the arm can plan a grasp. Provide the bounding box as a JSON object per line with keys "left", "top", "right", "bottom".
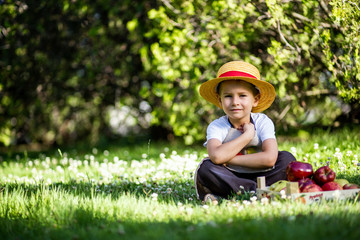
{"left": 215, "top": 80, "right": 260, "bottom": 96}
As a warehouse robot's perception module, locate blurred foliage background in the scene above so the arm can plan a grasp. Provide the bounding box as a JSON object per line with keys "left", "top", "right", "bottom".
{"left": 1, "top": 0, "right": 359, "bottom": 148}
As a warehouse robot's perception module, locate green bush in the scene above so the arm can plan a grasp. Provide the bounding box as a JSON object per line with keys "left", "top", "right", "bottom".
{"left": 0, "top": 0, "right": 359, "bottom": 146}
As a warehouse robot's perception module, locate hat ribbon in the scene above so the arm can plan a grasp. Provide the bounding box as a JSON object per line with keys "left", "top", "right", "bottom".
{"left": 219, "top": 71, "right": 257, "bottom": 79}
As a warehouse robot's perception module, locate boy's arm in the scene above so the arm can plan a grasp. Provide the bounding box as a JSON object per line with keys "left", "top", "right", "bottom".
{"left": 226, "top": 138, "right": 278, "bottom": 168}
{"left": 207, "top": 123, "right": 255, "bottom": 165}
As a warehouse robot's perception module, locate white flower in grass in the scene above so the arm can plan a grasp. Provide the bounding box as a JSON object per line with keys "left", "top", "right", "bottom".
{"left": 250, "top": 196, "right": 257, "bottom": 203}
{"left": 207, "top": 221, "right": 217, "bottom": 227}
{"left": 186, "top": 207, "right": 194, "bottom": 215}
{"left": 237, "top": 205, "right": 244, "bottom": 211}
{"left": 314, "top": 143, "right": 319, "bottom": 150}
{"left": 280, "top": 190, "right": 286, "bottom": 199}
{"left": 151, "top": 193, "right": 158, "bottom": 201}
{"left": 346, "top": 150, "right": 353, "bottom": 157}
{"left": 288, "top": 215, "right": 296, "bottom": 221}
{"left": 352, "top": 159, "right": 359, "bottom": 166}
{"left": 242, "top": 200, "right": 251, "bottom": 206}
{"left": 261, "top": 197, "right": 269, "bottom": 205}
{"left": 92, "top": 148, "right": 98, "bottom": 154}
{"left": 271, "top": 201, "right": 281, "bottom": 207}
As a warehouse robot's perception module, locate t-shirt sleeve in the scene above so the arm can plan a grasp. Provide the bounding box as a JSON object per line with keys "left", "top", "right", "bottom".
{"left": 255, "top": 114, "right": 276, "bottom": 142}
{"left": 204, "top": 118, "right": 228, "bottom": 146}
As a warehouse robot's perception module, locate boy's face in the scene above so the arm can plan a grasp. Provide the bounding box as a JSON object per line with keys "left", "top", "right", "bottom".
{"left": 217, "top": 80, "right": 259, "bottom": 126}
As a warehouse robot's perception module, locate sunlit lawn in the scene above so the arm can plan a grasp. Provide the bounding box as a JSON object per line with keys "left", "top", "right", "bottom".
{"left": 1, "top": 127, "right": 360, "bottom": 240}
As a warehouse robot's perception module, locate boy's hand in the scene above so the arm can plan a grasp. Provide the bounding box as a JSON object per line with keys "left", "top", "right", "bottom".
{"left": 240, "top": 122, "right": 255, "bottom": 140}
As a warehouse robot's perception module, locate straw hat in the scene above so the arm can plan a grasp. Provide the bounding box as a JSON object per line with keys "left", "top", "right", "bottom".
{"left": 199, "top": 61, "right": 276, "bottom": 112}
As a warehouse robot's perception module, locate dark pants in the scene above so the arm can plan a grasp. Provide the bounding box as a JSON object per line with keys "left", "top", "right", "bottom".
{"left": 195, "top": 151, "right": 296, "bottom": 200}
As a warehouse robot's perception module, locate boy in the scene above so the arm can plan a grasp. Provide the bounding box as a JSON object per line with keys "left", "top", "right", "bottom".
{"left": 195, "top": 61, "right": 296, "bottom": 202}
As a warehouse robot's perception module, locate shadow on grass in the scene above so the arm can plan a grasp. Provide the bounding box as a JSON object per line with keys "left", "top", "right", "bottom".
{"left": 1, "top": 204, "right": 360, "bottom": 240}
{"left": 1, "top": 177, "right": 200, "bottom": 205}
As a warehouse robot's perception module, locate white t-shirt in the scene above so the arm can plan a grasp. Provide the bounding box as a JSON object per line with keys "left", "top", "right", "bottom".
{"left": 204, "top": 113, "right": 276, "bottom": 146}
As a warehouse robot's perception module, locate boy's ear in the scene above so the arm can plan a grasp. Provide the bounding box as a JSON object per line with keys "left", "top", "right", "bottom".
{"left": 217, "top": 94, "right": 222, "bottom": 104}
{"left": 253, "top": 94, "right": 260, "bottom": 107}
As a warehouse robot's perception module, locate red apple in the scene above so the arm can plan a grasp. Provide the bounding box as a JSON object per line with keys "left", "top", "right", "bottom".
{"left": 343, "top": 183, "right": 360, "bottom": 189}
{"left": 286, "top": 161, "right": 313, "bottom": 181}
{"left": 298, "top": 178, "right": 315, "bottom": 192}
{"left": 302, "top": 183, "right": 323, "bottom": 193}
{"left": 313, "top": 166, "right": 336, "bottom": 186}
{"left": 322, "top": 181, "right": 342, "bottom": 191}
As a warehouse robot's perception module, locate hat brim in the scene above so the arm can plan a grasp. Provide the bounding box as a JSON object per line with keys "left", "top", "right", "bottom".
{"left": 199, "top": 76, "right": 276, "bottom": 113}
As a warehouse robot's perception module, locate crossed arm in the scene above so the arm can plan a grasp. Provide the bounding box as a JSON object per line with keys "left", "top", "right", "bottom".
{"left": 206, "top": 123, "right": 278, "bottom": 168}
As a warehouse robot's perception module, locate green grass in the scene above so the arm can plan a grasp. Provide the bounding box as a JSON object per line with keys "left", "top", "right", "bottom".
{"left": 1, "top": 126, "right": 360, "bottom": 240}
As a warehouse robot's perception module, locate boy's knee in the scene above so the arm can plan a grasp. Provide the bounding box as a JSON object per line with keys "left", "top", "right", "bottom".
{"left": 197, "top": 159, "right": 213, "bottom": 178}
{"left": 277, "top": 151, "right": 296, "bottom": 168}
{"left": 282, "top": 151, "right": 296, "bottom": 162}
